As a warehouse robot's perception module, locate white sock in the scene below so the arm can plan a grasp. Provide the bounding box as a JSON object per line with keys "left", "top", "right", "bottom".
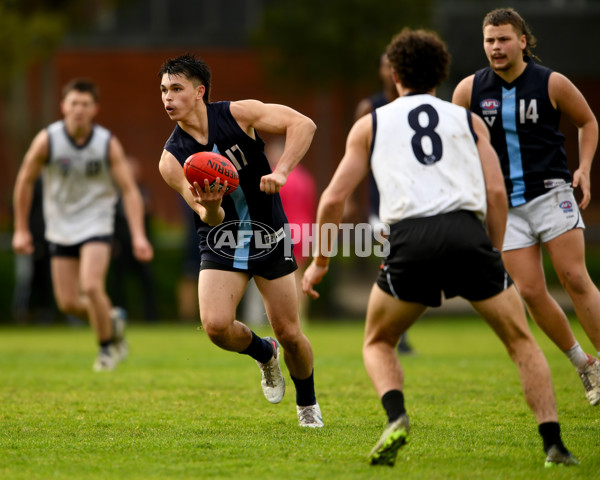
{"left": 565, "top": 342, "right": 588, "bottom": 370}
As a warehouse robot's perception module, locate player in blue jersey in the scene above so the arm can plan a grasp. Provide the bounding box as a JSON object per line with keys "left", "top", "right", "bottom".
{"left": 453, "top": 7, "right": 600, "bottom": 406}
{"left": 157, "top": 54, "right": 322, "bottom": 427}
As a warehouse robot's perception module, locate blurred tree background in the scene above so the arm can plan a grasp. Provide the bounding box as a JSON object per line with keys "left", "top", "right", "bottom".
{"left": 1, "top": 0, "right": 598, "bottom": 323}
{"left": 253, "top": 0, "right": 431, "bottom": 89}
{"left": 0, "top": 0, "right": 433, "bottom": 322}
{"left": 0, "top": 0, "right": 133, "bottom": 204}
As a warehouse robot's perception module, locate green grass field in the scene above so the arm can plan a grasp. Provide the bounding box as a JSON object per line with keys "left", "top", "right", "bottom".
{"left": 1, "top": 316, "right": 598, "bottom": 480}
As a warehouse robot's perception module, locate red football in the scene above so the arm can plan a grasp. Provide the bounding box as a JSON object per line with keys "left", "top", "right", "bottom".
{"left": 183, "top": 151, "right": 239, "bottom": 195}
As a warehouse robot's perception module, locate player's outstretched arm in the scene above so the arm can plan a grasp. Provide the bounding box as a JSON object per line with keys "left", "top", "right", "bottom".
{"left": 12, "top": 130, "right": 48, "bottom": 255}
{"left": 303, "top": 115, "right": 371, "bottom": 299}
{"left": 549, "top": 72, "right": 599, "bottom": 209}
{"left": 158, "top": 150, "right": 225, "bottom": 226}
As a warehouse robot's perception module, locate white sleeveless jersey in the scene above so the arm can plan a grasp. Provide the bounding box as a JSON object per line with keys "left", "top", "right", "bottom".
{"left": 371, "top": 94, "right": 486, "bottom": 224}
{"left": 43, "top": 120, "right": 117, "bottom": 245}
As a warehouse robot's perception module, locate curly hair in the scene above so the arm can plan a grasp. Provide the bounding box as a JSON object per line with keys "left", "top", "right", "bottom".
{"left": 386, "top": 28, "right": 450, "bottom": 93}
{"left": 483, "top": 8, "right": 538, "bottom": 59}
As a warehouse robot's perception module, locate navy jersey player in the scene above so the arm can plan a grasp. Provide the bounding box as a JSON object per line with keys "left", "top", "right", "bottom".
{"left": 304, "top": 28, "right": 577, "bottom": 467}
{"left": 453, "top": 7, "right": 600, "bottom": 406}
{"left": 158, "top": 54, "right": 322, "bottom": 427}
{"left": 164, "top": 105, "right": 290, "bottom": 267}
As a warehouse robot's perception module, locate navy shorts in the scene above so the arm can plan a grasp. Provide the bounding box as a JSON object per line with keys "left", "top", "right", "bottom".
{"left": 48, "top": 235, "right": 112, "bottom": 258}
{"left": 377, "top": 211, "right": 512, "bottom": 307}
{"left": 200, "top": 254, "right": 298, "bottom": 280}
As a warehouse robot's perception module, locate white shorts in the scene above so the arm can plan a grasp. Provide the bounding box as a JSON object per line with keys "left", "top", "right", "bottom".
{"left": 503, "top": 184, "right": 584, "bottom": 251}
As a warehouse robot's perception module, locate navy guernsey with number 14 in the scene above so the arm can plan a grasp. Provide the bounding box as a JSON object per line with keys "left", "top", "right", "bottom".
{"left": 164, "top": 101, "right": 290, "bottom": 269}
{"left": 470, "top": 57, "right": 571, "bottom": 208}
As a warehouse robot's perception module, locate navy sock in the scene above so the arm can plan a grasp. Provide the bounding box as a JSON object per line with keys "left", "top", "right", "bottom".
{"left": 538, "top": 422, "right": 568, "bottom": 454}
{"left": 381, "top": 390, "right": 406, "bottom": 423}
{"left": 291, "top": 370, "right": 317, "bottom": 407}
{"left": 240, "top": 332, "right": 274, "bottom": 364}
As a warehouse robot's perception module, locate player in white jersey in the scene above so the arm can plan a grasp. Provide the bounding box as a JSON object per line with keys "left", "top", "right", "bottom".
{"left": 12, "top": 79, "right": 154, "bottom": 371}
{"left": 372, "top": 94, "right": 487, "bottom": 224}
{"left": 43, "top": 121, "right": 117, "bottom": 245}
{"left": 303, "top": 29, "right": 577, "bottom": 467}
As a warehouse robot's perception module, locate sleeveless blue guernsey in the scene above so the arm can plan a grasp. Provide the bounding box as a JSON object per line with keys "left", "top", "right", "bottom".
{"left": 164, "top": 101, "right": 290, "bottom": 269}
{"left": 470, "top": 58, "right": 571, "bottom": 207}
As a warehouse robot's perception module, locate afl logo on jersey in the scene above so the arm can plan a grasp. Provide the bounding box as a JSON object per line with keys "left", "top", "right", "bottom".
{"left": 206, "top": 220, "right": 282, "bottom": 260}
{"left": 559, "top": 201, "right": 573, "bottom": 213}
{"left": 480, "top": 99, "right": 499, "bottom": 127}
{"left": 480, "top": 99, "right": 500, "bottom": 110}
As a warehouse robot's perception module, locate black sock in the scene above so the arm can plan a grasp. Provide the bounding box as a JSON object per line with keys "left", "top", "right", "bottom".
{"left": 381, "top": 390, "right": 406, "bottom": 423}
{"left": 99, "top": 339, "right": 113, "bottom": 351}
{"left": 538, "top": 422, "right": 568, "bottom": 454}
{"left": 291, "top": 370, "right": 316, "bottom": 407}
{"left": 240, "top": 332, "right": 274, "bottom": 364}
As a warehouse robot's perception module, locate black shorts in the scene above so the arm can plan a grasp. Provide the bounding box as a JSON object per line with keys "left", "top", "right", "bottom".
{"left": 376, "top": 210, "right": 512, "bottom": 307}
{"left": 200, "top": 253, "right": 298, "bottom": 280}
{"left": 48, "top": 235, "right": 112, "bottom": 258}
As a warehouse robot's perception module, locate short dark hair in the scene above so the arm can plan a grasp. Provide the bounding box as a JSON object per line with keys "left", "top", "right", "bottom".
{"left": 158, "top": 53, "right": 212, "bottom": 103}
{"left": 62, "top": 78, "right": 99, "bottom": 102}
{"left": 386, "top": 28, "right": 450, "bottom": 93}
{"left": 483, "top": 8, "right": 538, "bottom": 59}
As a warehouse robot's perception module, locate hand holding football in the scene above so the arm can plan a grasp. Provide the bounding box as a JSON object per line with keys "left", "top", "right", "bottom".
{"left": 183, "top": 152, "right": 239, "bottom": 195}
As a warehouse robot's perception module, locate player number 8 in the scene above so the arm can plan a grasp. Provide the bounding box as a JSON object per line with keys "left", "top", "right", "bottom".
{"left": 408, "top": 104, "right": 443, "bottom": 165}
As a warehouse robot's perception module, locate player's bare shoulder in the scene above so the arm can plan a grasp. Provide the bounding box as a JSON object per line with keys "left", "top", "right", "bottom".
{"left": 31, "top": 128, "right": 50, "bottom": 154}
{"left": 21, "top": 128, "right": 51, "bottom": 167}
{"left": 452, "top": 74, "right": 475, "bottom": 108}
{"left": 349, "top": 113, "right": 373, "bottom": 146}
{"left": 229, "top": 99, "right": 264, "bottom": 122}
{"left": 340, "top": 113, "right": 373, "bottom": 166}
{"left": 108, "top": 135, "right": 127, "bottom": 163}
{"left": 228, "top": 99, "right": 265, "bottom": 135}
